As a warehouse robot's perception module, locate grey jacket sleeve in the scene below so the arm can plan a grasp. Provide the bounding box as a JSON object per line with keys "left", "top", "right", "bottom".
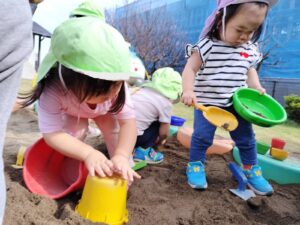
{"left": 0, "top": 0, "right": 33, "bottom": 82}
{"left": 0, "top": 1, "right": 33, "bottom": 224}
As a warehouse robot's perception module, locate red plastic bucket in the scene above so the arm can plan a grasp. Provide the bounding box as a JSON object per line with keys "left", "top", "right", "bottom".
{"left": 23, "top": 138, "right": 88, "bottom": 199}
{"left": 271, "top": 138, "right": 286, "bottom": 150}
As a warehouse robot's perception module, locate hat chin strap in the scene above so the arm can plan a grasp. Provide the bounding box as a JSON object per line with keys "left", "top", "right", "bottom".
{"left": 58, "top": 63, "right": 68, "bottom": 90}
{"left": 58, "top": 63, "right": 82, "bottom": 126}
{"left": 221, "top": 6, "right": 227, "bottom": 41}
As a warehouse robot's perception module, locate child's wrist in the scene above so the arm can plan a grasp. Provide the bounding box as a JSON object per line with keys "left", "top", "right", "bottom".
{"left": 183, "top": 88, "right": 193, "bottom": 93}
{"left": 114, "top": 152, "right": 129, "bottom": 159}
{"left": 159, "top": 134, "right": 168, "bottom": 139}
{"left": 83, "top": 147, "right": 96, "bottom": 161}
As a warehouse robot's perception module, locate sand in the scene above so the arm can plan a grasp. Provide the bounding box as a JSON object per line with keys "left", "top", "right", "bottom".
{"left": 3, "top": 109, "right": 300, "bottom": 225}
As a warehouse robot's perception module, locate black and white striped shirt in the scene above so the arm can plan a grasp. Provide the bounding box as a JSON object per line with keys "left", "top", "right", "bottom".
{"left": 186, "top": 38, "right": 262, "bottom": 107}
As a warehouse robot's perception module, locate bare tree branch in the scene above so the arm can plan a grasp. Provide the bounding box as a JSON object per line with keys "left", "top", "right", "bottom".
{"left": 257, "top": 35, "right": 280, "bottom": 72}
{"left": 106, "top": 0, "right": 187, "bottom": 74}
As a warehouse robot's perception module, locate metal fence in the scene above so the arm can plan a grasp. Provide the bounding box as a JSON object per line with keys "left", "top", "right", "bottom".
{"left": 260, "top": 78, "right": 300, "bottom": 106}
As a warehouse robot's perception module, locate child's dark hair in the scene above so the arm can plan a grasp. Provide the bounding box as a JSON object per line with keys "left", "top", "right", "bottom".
{"left": 207, "top": 2, "right": 268, "bottom": 43}
{"left": 20, "top": 65, "right": 126, "bottom": 113}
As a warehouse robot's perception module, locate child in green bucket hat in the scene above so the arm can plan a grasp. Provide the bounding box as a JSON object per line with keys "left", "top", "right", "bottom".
{"left": 69, "top": 0, "right": 105, "bottom": 138}
{"left": 21, "top": 17, "right": 141, "bottom": 198}
{"left": 131, "top": 67, "right": 182, "bottom": 164}
{"left": 69, "top": 0, "right": 105, "bottom": 20}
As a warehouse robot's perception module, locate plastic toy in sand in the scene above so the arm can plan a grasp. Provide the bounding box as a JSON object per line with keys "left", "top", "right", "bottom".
{"left": 23, "top": 138, "right": 89, "bottom": 199}
{"left": 169, "top": 115, "right": 186, "bottom": 136}
{"left": 177, "top": 127, "right": 234, "bottom": 155}
{"left": 132, "top": 160, "right": 147, "bottom": 171}
{"left": 233, "top": 88, "right": 287, "bottom": 127}
{"left": 23, "top": 138, "right": 145, "bottom": 199}
{"left": 228, "top": 162, "right": 255, "bottom": 201}
{"left": 11, "top": 146, "right": 26, "bottom": 169}
{"left": 76, "top": 175, "right": 128, "bottom": 224}
{"left": 171, "top": 116, "right": 186, "bottom": 127}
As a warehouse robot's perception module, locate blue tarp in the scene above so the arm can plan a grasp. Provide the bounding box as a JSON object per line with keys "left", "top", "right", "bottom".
{"left": 118, "top": 0, "right": 300, "bottom": 79}
{"left": 260, "top": 1, "right": 300, "bottom": 78}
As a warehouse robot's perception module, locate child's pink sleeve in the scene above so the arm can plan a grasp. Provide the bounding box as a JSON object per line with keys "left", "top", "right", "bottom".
{"left": 116, "top": 83, "right": 135, "bottom": 120}
{"left": 38, "top": 86, "right": 64, "bottom": 133}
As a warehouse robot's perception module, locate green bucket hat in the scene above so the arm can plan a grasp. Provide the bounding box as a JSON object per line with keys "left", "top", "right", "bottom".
{"left": 69, "top": 0, "right": 105, "bottom": 20}
{"left": 37, "top": 17, "right": 132, "bottom": 83}
{"left": 142, "top": 67, "right": 182, "bottom": 100}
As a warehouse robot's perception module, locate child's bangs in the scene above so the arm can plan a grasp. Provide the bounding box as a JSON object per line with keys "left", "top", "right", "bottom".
{"left": 60, "top": 66, "right": 122, "bottom": 102}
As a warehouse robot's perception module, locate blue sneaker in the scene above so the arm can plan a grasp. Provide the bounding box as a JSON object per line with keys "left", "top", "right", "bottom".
{"left": 133, "top": 147, "right": 164, "bottom": 164}
{"left": 243, "top": 165, "right": 274, "bottom": 196}
{"left": 186, "top": 161, "right": 207, "bottom": 189}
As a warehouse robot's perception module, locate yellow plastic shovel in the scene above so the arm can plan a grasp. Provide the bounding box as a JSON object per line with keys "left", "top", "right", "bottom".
{"left": 195, "top": 104, "right": 238, "bottom": 131}
{"left": 11, "top": 146, "right": 26, "bottom": 169}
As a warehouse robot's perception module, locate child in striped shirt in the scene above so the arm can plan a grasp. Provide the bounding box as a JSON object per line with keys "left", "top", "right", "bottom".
{"left": 181, "top": 0, "right": 277, "bottom": 195}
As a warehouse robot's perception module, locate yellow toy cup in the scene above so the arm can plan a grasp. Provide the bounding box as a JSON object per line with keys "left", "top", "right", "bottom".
{"left": 270, "top": 147, "right": 289, "bottom": 161}
{"left": 76, "top": 175, "right": 128, "bottom": 225}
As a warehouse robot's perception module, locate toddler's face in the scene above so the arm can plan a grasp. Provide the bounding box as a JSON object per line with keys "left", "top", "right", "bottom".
{"left": 221, "top": 3, "right": 267, "bottom": 46}
{"left": 85, "top": 82, "right": 122, "bottom": 104}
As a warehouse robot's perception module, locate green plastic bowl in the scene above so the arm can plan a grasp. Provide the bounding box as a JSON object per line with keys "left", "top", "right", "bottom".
{"left": 233, "top": 88, "right": 287, "bottom": 127}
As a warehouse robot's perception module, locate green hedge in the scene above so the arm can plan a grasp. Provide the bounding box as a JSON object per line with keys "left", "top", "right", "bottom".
{"left": 284, "top": 95, "right": 300, "bottom": 123}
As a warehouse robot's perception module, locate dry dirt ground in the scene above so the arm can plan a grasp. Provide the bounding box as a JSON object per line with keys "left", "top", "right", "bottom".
{"left": 3, "top": 109, "right": 300, "bottom": 225}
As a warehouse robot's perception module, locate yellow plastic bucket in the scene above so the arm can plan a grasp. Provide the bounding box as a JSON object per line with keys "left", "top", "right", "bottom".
{"left": 76, "top": 175, "right": 128, "bottom": 225}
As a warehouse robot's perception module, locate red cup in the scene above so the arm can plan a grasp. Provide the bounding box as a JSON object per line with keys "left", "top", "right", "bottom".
{"left": 271, "top": 138, "right": 286, "bottom": 149}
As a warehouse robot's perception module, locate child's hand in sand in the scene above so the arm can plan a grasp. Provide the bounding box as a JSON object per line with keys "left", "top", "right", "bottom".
{"left": 111, "top": 154, "right": 141, "bottom": 184}
{"left": 155, "top": 135, "right": 167, "bottom": 146}
{"left": 84, "top": 149, "right": 113, "bottom": 177}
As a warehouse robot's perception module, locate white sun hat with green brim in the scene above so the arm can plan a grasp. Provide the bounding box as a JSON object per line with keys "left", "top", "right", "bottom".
{"left": 69, "top": 0, "right": 105, "bottom": 20}
{"left": 36, "top": 17, "right": 133, "bottom": 83}
{"left": 142, "top": 67, "right": 182, "bottom": 101}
